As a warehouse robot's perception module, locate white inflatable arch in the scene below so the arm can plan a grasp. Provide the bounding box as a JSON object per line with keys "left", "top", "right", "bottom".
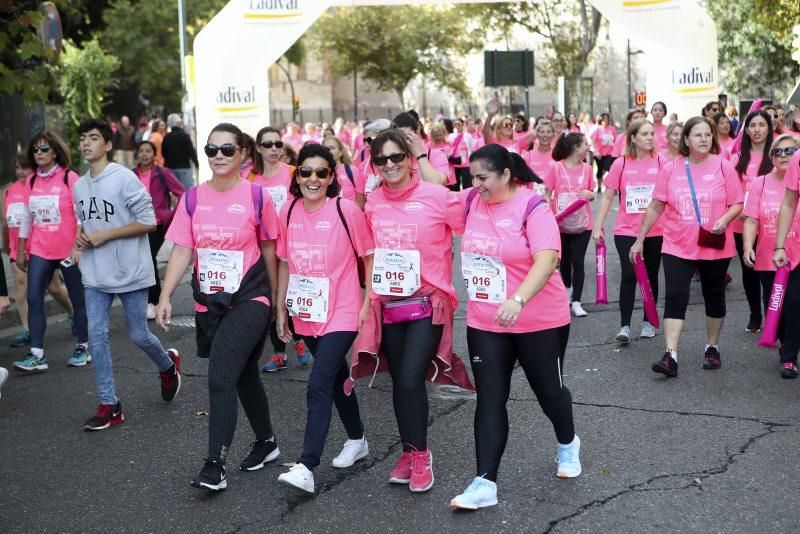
{"left": 193, "top": 0, "right": 718, "bottom": 181}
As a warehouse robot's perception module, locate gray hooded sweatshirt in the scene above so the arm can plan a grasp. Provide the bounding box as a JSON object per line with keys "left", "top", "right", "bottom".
{"left": 72, "top": 162, "right": 156, "bottom": 293}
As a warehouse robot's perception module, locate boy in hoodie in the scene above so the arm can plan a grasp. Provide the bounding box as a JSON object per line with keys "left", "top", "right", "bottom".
{"left": 71, "top": 118, "right": 182, "bottom": 431}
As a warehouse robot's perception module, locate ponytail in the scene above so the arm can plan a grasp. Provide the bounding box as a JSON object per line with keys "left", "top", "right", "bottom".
{"left": 470, "top": 143, "right": 542, "bottom": 185}
{"left": 510, "top": 152, "right": 542, "bottom": 184}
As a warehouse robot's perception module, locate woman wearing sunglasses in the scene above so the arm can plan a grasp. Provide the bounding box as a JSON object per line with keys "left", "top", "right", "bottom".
{"left": 347, "top": 129, "right": 473, "bottom": 493}
{"left": 630, "top": 117, "right": 743, "bottom": 378}
{"left": 157, "top": 123, "right": 281, "bottom": 491}
{"left": 322, "top": 134, "right": 358, "bottom": 202}
{"left": 274, "top": 144, "right": 374, "bottom": 493}
{"left": 482, "top": 99, "right": 522, "bottom": 153}
{"left": 744, "top": 135, "right": 800, "bottom": 378}
{"left": 13, "top": 131, "right": 90, "bottom": 373}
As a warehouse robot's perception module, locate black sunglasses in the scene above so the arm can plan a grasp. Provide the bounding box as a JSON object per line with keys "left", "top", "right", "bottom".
{"left": 204, "top": 143, "right": 238, "bottom": 158}
{"left": 771, "top": 147, "right": 797, "bottom": 158}
{"left": 259, "top": 141, "right": 284, "bottom": 149}
{"left": 298, "top": 166, "right": 332, "bottom": 179}
{"left": 32, "top": 145, "right": 51, "bottom": 154}
{"left": 364, "top": 137, "right": 374, "bottom": 145}
{"left": 372, "top": 153, "right": 407, "bottom": 167}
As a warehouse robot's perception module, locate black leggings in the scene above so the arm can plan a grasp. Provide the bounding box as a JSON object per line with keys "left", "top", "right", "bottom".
{"left": 614, "top": 235, "right": 663, "bottom": 327}
{"left": 735, "top": 233, "right": 763, "bottom": 322}
{"left": 467, "top": 325, "right": 573, "bottom": 482}
{"left": 206, "top": 301, "right": 274, "bottom": 462}
{"left": 27, "top": 254, "right": 88, "bottom": 348}
{"left": 298, "top": 331, "right": 364, "bottom": 470}
{"left": 662, "top": 254, "right": 731, "bottom": 320}
{"left": 595, "top": 155, "right": 615, "bottom": 183}
{"left": 560, "top": 230, "right": 591, "bottom": 302}
{"left": 382, "top": 316, "right": 443, "bottom": 451}
{"left": 759, "top": 269, "right": 800, "bottom": 364}
{"left": 147, "top": 225, "right": 166, "bottom": 305}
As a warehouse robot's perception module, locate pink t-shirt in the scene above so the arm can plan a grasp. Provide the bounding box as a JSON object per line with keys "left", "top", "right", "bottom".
{"left": 356, "top": 159, "right": 379, "bottom": 196}
{"left": 282, "top": 133, "right": 303, "bottom": 151}
{"left": 653, "top": 123, "right": 668, "bottom": 152}
{"left": 544, "top": 162, "right": 595, "bottom": 231}
{"left": 592, "top": 126, "right": 617, "bottom": 156}
{"left": 365, "top": 181, "right": 465, "bottom": 307}
{"left": 448, "top": 132, "right": 470, "bottom": 168}
{"left": 458, "top": 188, "right": 570, "bottom": 333}
{"left": 23, "top": 168, "right": 80, "bottom": 260}
{"left": 611, "top": 133, "right": 626, "bottom": 158}
{"left": 336, "top": 164, "right": 358, "bottom": 202}
{"left": 659, "top": 149, "right": 681, "bottom": 164}
{"left": 4, "top": 180, "right": 31, "bottom": 261}
{"left": 719, "top": 137, "right": 735, "bottom": 159}
{"left": 729, "top": 151, "right": 765, "bottom": 233}
{"left": 471, "top": 134, "right": 486, "bottom": 153}
{"left": 422, "top": 146, "right": 453, "bottom": 185}
{"left": 604, "top": 155, "right": 664, "bottom": 237}
{"left": 784, "top": 150, "right": 800, "bottom": 191}
{"left": 743, "top": 171, "right": 800, "bottom": 271}
{"left": 166, "top": 180, "right": 280, "bottom": 312}
{"left": 486, "top": 138, "right": 519, "bottom": 154}
{"left": 277, "top": 197, "right": 374, "bottom": 336}
{"left": 652, "top": 156, "right": 743, "bottom": 260}
{"left": 251, "top": 162, "right": 294, "bottom": 213}
{"left": 522, "top": 148, "right": 554, "bottom": 180}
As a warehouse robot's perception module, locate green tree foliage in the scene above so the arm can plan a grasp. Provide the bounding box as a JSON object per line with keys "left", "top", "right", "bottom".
{"left": 314, "top": 6, "right": 479, "bottom": 108}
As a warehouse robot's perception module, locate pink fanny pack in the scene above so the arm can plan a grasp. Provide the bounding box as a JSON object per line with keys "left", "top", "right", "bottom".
{"left": 381, "top": 296, "right": 432, "bottom": 324}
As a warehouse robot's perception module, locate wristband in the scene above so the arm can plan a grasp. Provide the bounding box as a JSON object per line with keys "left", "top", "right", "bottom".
{"left": 416, "top": 153, "right": 428, "bottom": 161}
{"left": 774, "top": 247, "right": 785, "bottom": 251}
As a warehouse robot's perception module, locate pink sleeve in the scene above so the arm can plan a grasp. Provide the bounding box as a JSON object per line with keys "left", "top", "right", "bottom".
{"left": 544, "top": 164, "right": 556, "bottom": 190}
{"left": 276, "top": 210, "right": 288, "bottom": 260}
{"left": 430, "top": 149, "right": 449, "bottom": 176}
{"left": 164, "top": 195, "right": 194, "bottom": 248}
{"left": 584, "top": 163, "right": 596, "bottom": 191}
{"left": 444, "top": 190, "right": 466, "bottom": 234}
{"left": 785, "top": 151, "right": 800, "bottom": 191}
{"left": 742, "top": 179, "right": 762, "bottom": 219}
{"left": 343, "top": 201, "right": 374, "bottom": 257}
{"left": 604, "top": 158, "right": 623, "bottom": 191}
{"left": 259, "top": 194, "right": 280, "bottom": 241}
{"left": 611, "top": 134, "right": 624, "bottom": 157}
{"left": 67, "top": 171, "right": 80, "bottom": 188}
{"left": 722, "top": 160, "right": 744, "bottom": 205}
{"left": 525, "top": 203, "right": 561, "bottom": 256}
{"left": 652, "top": 163, "right": 672, "bottom": 202}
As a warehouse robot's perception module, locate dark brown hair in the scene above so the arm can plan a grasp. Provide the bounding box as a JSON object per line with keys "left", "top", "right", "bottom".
{"left": 27, "top": 130, "right": 71, "bottom": 170}
{"left": 288, "top": 143, "right": 340, "bottom": 199}
{"left": 678, "top": 117, "right": 720, "bottom": 157}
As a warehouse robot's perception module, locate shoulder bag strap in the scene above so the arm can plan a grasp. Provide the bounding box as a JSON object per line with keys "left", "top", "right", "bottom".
{"left": 683, "top": 158, "right": 703, "bottom": 226}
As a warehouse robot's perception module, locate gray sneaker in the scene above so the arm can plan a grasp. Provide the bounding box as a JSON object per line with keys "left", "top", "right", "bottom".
{"left": 640, "top": 321, "right": 657, "bottom": 338}
{"left": 615, "top": 326, "right": 631, "bottom": 343}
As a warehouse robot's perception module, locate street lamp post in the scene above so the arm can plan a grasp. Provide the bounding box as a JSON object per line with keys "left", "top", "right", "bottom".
{"left": 627, "top": 39, "right": 644, "bottom": 109}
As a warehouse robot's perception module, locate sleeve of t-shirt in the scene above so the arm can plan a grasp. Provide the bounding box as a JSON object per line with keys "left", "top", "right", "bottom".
{"left": 429, "top": 149, "right": 450, "bottom": 178}
{"left": 652, "top": 162, "right": 673, "bottom": 203}
{"left": 543, "top": 164, "right": 557, "bottom": 190}
{"left": 164, "top": 193, "right": 194, "bottom": 248}
{"left": 721, "top": 160, "right": 744, "bottom": 205}
{"left": 604, "top": 157, "right": 624, "bottom": 191}
{"left": 525, "top": 202, "right": 562, "bottom": 257}
{"left": 742, "top": 178, "right": 763, "bottom": 219}
{"left": 355, "top": 161, "right": 371, "bottom": 195}
{"left": 444, "top": 190, "right": 466, "bottom": 235}
{"left": 259, "top": 193, "right": 280, "bottom": 242}
{"left": 123, "top": 173, "right": 156, "bottom": 225}
{"left": 611, "top": 134, "right": 624, "bottom": 157}
{"left": 276, "top": 203, "right": 289, "bottom": 261}
{"left": 583, "top": 163, "right": 596, "bottom": 191}
{"left": 342, "top": 200, "right": 375, "bottom": 257}
{"left": 785, "top": 150, "right": 800, "bottom": 191}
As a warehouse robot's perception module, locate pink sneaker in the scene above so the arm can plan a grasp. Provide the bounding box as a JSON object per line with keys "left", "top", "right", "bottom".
{"left": 388, "top": 451, "right": 413, "bottom": 484}
{"left": 409, "top": 449, "right": 434, "bottom": 492}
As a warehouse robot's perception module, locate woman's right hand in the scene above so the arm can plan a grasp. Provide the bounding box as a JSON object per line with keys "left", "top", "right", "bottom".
{"left": 156, "top": 299, "right": 172, "bottom": 332}
{"left": 773, "top": 248, "right": 789, "bottom": 269}
{"left": 276, "top": 309, "right": 292, "bottom": 343}
{"left": 16, "top": 255, "right": 27, "bottom": 272}
{"left": 628, "top": 239, "right": 644, "bottom": 264}
{"left": 743, "top": 247, "right": 757, "bottom": 269}
{"left": 591, "top": 226, "right": 604, "bottom": 244}
{"left": 485, "top": 98, "right": 499, "bottom": 116}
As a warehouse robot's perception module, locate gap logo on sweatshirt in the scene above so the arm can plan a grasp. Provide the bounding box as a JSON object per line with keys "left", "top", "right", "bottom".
{"left": 78, "top": 197, "right": 116, "bottom": 223}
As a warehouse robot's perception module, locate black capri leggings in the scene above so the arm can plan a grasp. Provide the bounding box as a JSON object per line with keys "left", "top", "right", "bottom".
{"left": 735, "top": 233, "right": 763, "bottom": 323}
{"left": 560, "top": 230, "right": 591, "bottom": 302}
{"left": 467, "top": 325, "right": 573, "bottom": 482}
{"left": 382, "top": 316, "right": 443, "bottom": 452}
{"left": 662, "top": 254, "right": 732, "bottom": 320}
{"left": 595, "top": 155, "right": 615, "bottom": 182}
{"left": 614, "top": 235, "right": 663, "bottom": 327}
{"left": 147, "top": 224, "right": 166, "bottom": 305}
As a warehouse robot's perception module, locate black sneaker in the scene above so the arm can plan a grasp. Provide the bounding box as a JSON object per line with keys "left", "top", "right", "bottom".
{"left": 652, "top": 352, "right": 678, "bottom": 377}
{"left": 84, "top": 402, "right": 124, "bottom": 431}
{"left": 703, "top": 346, "right": 722, "bottom": 370}
{"left": 239, "top": 439, "right": 280, "bottom": 471}
{"left": 745, "top": 316, "right": 762, "bottom": 333}
{"left": 191, "top": 459, "right": 227, "bottom": 491}
{"left": 781, "top": 362, "right": 798, "bottom": 379}
{"left": 159, "top": 349, "right": 182, "bottom": 402}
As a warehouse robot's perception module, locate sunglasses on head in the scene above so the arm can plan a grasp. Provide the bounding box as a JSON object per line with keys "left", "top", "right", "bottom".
{"left": 364, "top": 137, "right": 374, "bottom": 145}
{"left": 259, "top": 141, "right": 284, "bottom": 149}
{"left": 298, "top": 166, "right": 332, "bottom": 179}
{"left": 32, "top": 145, "right": 51, "bottom": 154}
{"left": 372, "top": 152, "right": 407, "bottom": 167}
{"left": 771, "top": 147, "right": 797, "bottom": 158}
{"left": 204, "top": 143, "right": 238, "bottom": 158}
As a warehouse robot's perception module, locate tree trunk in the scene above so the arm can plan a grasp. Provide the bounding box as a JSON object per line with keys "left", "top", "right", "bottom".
{"left": 275, "top": 59, "right": 297, "bottom": 121}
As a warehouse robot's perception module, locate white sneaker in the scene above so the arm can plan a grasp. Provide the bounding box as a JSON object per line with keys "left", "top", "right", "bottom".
{"left": 147, "top": 303, "right": 157, "bottom": 320}
{"left": 571, "top": 302, "right": 587, "bottom": 317}
{"left": 615, "top": 325, "right": 631, "bottom": 343}
{"left": 556, "top": 435, "right": 582, "bottom": 478}
{"left": 278, "top": 463, "right": 315, "bottom": 493}
{"left": 450, "top": 476, "right": 498, "bottom": 510}
{"left": 331, "top": 437, "right": 369, "bottom": 468}
{"left": 0, "top": 367, "right": 8, "bottom": 399}
{"left": 640, "top": 321, "right": 657, "bottom": 338}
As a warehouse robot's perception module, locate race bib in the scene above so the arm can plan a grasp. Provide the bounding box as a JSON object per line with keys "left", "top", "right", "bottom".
{"left": 372, "top": 248, "right": 421, "bottom": 296}
{"left": 29, "top": 195, "right": 61, "bottom": 225}
{"left": 197, "top": 248, "right": 244, "bottom": 294}
{"left": 266, "top": 186, "right": 288, "bottom": 211}
{"left": 532, "top": 182, "right": 546, "bottom": 197}
{"left": 557, "top": 192, "right": 579, "bottom": 212}
{"left": 365, "top": 174, "right": 380, "bottom": 195}
{"left": 286, "top": 274, "right": 329, "bottom": 323}
{"left": 625, "top": 184, "right": 655, "bottom": 214}
{"left": 6, "top": 202, "right": 25, "bottom": 228}
{"left": 601, "top": 134, "right": 614, "bottom": 145}
{"left": 461, "top": 253, "right": 507, "bottom": 303}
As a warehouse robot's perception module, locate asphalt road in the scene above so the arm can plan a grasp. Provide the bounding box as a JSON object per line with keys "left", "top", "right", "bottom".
{"left": 1, "top": 202, "right": 799, "bottom": 533}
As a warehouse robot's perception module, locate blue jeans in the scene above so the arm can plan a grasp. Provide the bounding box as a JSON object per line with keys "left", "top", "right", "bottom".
{"left": 85, "top": 287, "right": 172, "bottom": 405}
{"left": 169, "top": 167, "right": 195, "bottom": 189}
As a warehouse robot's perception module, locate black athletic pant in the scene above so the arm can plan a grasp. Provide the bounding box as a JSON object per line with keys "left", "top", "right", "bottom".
{"left": 662, "top": 254, "right": 731, "bottom": 320}
{"left": 457, "top": 167, "right": 473, "bottom": 191}
{"left": 614, "top": 235, "right": 663, "bottom": 327}
{"left": 759, "top": 269, "right": 800, "bottom": 364}
{"left": 207, "top": 301, "right": 274, "bottom": 462}
{"left": 298, "top": 331, "right": 364, "bottom": 470}
{"left": 28, "top": 254, "right": 88, "bottom": 348}
{"left": 560, "top": 230, "right": 591, "bottom": 302}
{"left": 734, "top": 232, "right": 763, "bottom": 323}
{"left": 467, "top": 325, "right": 573, "bottom": 482}
{"left": 595, "top": 155, "right": 615, "bottom": 184}
{"left": 147, "top": 224, "right": 166, "bottom": 305}
{"left": 382, "top": 316, "right": 443, "bottom": 451}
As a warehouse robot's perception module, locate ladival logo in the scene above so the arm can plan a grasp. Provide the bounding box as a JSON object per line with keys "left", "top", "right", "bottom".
{"left": 672, "top": 67, "right": 715, "bottom": 95}
{"left": 404, "top": 201, "right": 424, "bottom": 211}
{"left": 227, "top": 204, "right": 246, "bottom": 214}
{"left": 216, "top": 86, "right": 257, "bottom": 113}
{"left": 496, "top": 218, "right": 512, "bottom": 228}
{"left": 315, "top": 220, "right": 331, "bottom": 231}
{"left": 245, "top": 0, "right": 301, "bottom": 21}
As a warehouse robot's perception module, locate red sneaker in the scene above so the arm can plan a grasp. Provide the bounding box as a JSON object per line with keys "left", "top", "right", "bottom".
{"left": 84, "top": 402, "right": 124, "bottom": 431}
{"left": 160, "top": 349, "right": 182, "bottom": 402}
{"left": 409, "top": 449, "right": 434, "bottom": 492}
{"left": 388, "top": 451, "right": 413, "bottom": 484}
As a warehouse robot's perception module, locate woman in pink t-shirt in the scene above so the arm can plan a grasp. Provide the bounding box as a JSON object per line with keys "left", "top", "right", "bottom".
{"left": 611, "top": 109, "right": 646, "bottom": 159}
{"left": 743, "top": 135, "right": 800, "bottom": 378}
{"left": 592, "top": 119, "right": 664, "bottom": 342}
{"left": 322, "top": 135, "right": 358, "bottom": 202}
{"left": 629, "top": 117, "right": 744, "bottom": 378}
{"left": 447, "top": 117, "right": 473, "bottom": 191}
{"left": 545, "top": 133, "right": 596, "bottom": 317}
{"left": 659, "top": 121, "right": 683, "bottom": 162}
{"left": 714, "top": 113, "right": 736, "bottom": 159}
{"left": 651, "top": 102, "right": 668, "bottom": 153}
{"left": 347, "top": 129, "right": 473, "bottom": 493}
{"left": 521, "top": 119, "right": 555, "bottom": 197}
{"left": 591, "top": 113, "right": 617, "bottom": 191}
{"left": 158, "top": 123, "right": 281, "bottom": 492}
{"left": 482, "top": 99, "right": 521, "bottom": 153}
{"left": 274, "top": 143, "right": 374, "bottom": 493}
{"left": 450, "top": 145, "right": 579, "bottom": 511}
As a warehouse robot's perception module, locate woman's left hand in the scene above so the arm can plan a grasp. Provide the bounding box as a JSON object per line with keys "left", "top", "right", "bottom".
{"left": 711, "top": 218, "right": 727, "bottom": 235}
{"left": 493, "top": 299, "right": 523, "bottom": 327}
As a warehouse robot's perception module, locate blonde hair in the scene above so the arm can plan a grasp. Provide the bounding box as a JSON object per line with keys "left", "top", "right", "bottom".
{"left": 624, "top": 118, "right": 656, "bottom": 159}
{"left": 322, "top": 134, "right": 353, "bottom": 165}
{"left": 431, "top": 124, "right": 447, "bottom": 144}
{"left": 770, "top": 133, "right": 800, "bottom": 153}
{"left": 493, "top": 115, "right": 515, "bottom": 140}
